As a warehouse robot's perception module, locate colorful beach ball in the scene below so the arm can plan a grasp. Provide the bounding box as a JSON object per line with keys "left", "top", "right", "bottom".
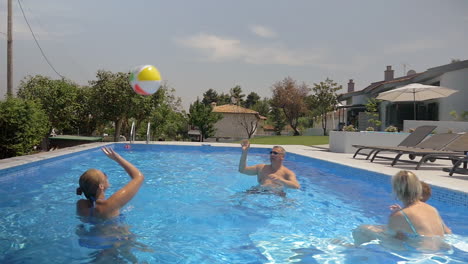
{"left": 129, "top": 65, "right": 161, "bottom": 95}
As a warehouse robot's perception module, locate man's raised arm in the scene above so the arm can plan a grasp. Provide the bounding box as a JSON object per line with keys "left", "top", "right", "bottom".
{"left": 238, "top": 140, "right": 258, "bottom": 175}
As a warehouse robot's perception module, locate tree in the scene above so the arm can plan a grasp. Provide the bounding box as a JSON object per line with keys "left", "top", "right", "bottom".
{"left": 230, "top": 85, "right": 245, "bottom": 105}
{"left": 217, "top": 92, "right": 231, "bottom": 105}
{"left": 188, "top": 99, "right": 222, "bottom": 142}
{"left": 310, "top": 78, "right": 342, "bottom": 136}
{"left": 270, "top": 106, "right": 287, "bottom": 135}
{"left": 271, "top": 77, "right": 310, "bottom": 136}
{"left": 74, "top": 85, "right": 99, "bottom": 136}
{"left": 149, "top": 84, "right": 188, "bottom": 140}
{"left": 251, "top": 97, "right": 271, "bottom": 117}
{"left": 89, "top": 70, "right": 138, "bottom": 142}
{"left": 202, "top": 89, "right": 219, "bottom": 106}
{"left": 364, "top": 98, "right": 382, "bottom": 130}
{"left": 17, "top": 75, "right": 80, "bottom": 148}
{"left": 0, "top": 97, "right": 49, "bottom": 158}
{"left": 244, "top": 92, "right": 260, "bottom": 108}
{"left": 127, "top": 85, "right": 166, "bottom": 140}
{"left": 234, "top": 109, "right": 262, "bottom": 139}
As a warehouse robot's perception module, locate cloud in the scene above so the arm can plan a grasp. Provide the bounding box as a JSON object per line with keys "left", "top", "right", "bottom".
{"left": 249, "top": 25, "right": 277, "bottom": 38}
{"left": 385, "top": 38, "right": 446, "bottom": 54}
{"left": 0, "top": 2, "right": 83, "bottom": 41}
{"left": 176, "top": 33, "right": 320, "bottom": 66}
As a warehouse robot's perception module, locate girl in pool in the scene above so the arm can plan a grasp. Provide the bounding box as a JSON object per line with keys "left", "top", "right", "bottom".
{"left": 76, "top": 146, "right": 145, "bottom": 219}
{"left": 75, "top": 147, "right": 150, "bottom": 261}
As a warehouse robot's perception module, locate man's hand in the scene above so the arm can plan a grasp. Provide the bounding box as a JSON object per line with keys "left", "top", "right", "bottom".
{"left": 241, "top": 139, "right": 250, "bottom": 151}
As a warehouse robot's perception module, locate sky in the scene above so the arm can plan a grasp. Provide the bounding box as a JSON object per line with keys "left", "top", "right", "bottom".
{"left": 1, "top": 0, "right": 467, "bottom": 110}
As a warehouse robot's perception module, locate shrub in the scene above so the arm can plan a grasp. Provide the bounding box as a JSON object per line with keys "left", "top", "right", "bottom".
{"left": 366, "top": 127, "right": 375, "bottom": 131}
{"left": 384, "top": 125, "right": 398, "bottom": 132}
{"left": 343, "top": 125, "right": 357, "bottom": 132}
{"left": 0, "top": 98, "right": 49, "bottom": 158}
{"left": 409, "top": 128, "right": 415, "bottom": 133}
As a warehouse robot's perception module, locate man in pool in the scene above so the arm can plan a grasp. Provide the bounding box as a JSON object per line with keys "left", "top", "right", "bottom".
{"left": 238, "top": 139, "right": 300, "bottom": 195}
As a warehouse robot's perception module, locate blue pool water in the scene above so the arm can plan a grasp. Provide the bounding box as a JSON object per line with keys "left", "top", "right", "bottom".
{"left": 1, "top": 144, "right": 468, "bottom": 263}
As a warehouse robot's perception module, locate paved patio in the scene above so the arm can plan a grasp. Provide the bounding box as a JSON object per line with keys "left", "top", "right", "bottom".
{"left": 1, "top": 141, "right": 467, "bottom": 194}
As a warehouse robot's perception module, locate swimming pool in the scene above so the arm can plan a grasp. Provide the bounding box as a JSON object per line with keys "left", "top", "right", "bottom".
{"left": 1, "top": 143, "right": 467, "bottom": 263}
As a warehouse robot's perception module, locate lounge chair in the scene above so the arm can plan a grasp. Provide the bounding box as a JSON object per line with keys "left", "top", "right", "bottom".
{"left": 369, "top": 133, "right": 461, "bottom": 165}
{"left": 443, "top": 156, "right": 468, "bottom": 176}
{"left": 409, "top": 132, "right": 468, "bottom": 170}
{"left": 352, "top": 125, "right": 436, "bottom": 159}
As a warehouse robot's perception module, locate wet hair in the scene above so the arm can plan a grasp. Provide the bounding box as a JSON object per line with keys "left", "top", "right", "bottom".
{"left": 420, "top": 181, "right": 432, "bottom": 202}
{"left": 392, "top": 170, "right": 422, "bottom": 204}
{"left": 272, "top": 146, "right": 286, "bottom": 155}
{"left": 76, "top": 169, "right": 104, "bottom": 200}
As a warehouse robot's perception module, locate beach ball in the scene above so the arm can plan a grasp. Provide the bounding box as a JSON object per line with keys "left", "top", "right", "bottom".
{"left": 129, "top": 65, "right": 161, "bottom": 95}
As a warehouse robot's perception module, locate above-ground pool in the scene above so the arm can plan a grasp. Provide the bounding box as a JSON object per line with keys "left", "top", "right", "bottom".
{"left": 1, "top": 144, "right": 467, "bottom": 263}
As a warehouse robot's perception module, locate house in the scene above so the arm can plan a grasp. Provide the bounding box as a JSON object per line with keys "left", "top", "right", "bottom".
{"left": 211, "top": 103, "right": 266, "bottom": 140}
{"left": 337, "top": 60, "right": 468, "bottom": 131}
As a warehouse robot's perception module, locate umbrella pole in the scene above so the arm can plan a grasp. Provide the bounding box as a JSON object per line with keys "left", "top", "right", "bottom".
{"left": 413, "top": 90, "right": 416, "bottom": 120}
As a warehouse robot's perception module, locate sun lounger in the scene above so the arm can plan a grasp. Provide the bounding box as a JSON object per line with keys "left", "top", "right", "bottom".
{"left": 369, "top": 133, "right": 461, "bottom": 164}
{"left": 409, "top": 133, "right": 468, "bottom": 170}
{"left": 352, "top": 125, "right": 436, "bottom": 159}
{"left": 442, "top": 156, "right": 468, "bottom": 176}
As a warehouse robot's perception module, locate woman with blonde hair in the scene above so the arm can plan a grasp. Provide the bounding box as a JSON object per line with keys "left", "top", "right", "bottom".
{"left": 389, "top": 170, "right": 450, "bottom": 238}
{"left": 353, "top": 170, "right": 451, "bottom": 251}
{"left": 76, "top": 147, "right": 145, "bottom": 220}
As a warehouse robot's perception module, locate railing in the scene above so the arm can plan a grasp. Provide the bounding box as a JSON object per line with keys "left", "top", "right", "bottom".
{"left": 130, "top": 121, "right": 136, "bottom": 143}
{"left": 146, "top": 122, "right": 151, "bottom": 144}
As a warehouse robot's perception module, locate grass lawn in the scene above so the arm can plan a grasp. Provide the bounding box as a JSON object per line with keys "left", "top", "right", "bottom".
{"left": 245, "top": 136, "right": 329, "bottom": 146}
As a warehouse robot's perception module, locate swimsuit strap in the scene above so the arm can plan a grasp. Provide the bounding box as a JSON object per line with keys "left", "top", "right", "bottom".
{"left": 400, "top": 209, "right": 418, "bottom": 235}
{"left": 89, "top": 197, "right": 96, "bottom": 217}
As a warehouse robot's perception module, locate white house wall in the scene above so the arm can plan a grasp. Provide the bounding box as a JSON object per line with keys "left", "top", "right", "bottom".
{"left": 214, "top": 113, "right": 258, "bottom": 138}
{"left": 439, "top": 68, "right": 468, "bottom": 121}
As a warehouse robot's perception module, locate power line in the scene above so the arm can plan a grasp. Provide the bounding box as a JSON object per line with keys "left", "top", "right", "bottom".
{"left": 17, "top": 0, "right": 64, "bottom": 79}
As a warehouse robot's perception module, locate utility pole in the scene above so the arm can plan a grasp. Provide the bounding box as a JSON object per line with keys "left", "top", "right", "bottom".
{"left": 7, "top": 0, "right": 13, "bottom": 97}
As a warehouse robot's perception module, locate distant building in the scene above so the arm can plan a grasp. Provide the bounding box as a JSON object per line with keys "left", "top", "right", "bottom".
{"left": 211, "top": 103, "right": 266, "bottom": 140}
{"left": 337, "top": 60, "right": 468, "bottom": 131}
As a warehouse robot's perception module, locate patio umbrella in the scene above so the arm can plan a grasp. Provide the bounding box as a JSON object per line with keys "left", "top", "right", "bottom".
{"left": 376, "top": 83, "right": 458, "bottom": 120}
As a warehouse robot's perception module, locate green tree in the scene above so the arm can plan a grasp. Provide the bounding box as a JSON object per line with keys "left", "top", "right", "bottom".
{"left": 149, "top": 84, "right": 188, "bottom": 140}
{"left": 244, "top": 92, "right": 261, "bottom": 108}
{"left": 271, "top": 77, "right": 310, "bottom": 136}
{"left": 188, "top": 99, "right": 222, "bottom": 142}
{"left": 310, "top": 78, "right": 341, "bottom": 136}
{"left": 217, "top": 92, "right": 231, "bottom": 105}
{"left": 0, "top": 98, "right": 49, "bottom": 158}
{"left": 74, "top": 85, "right": 99, "bottom": 136}
{"left": 17, "top": 75, "right": 80, "bottom": 147}
{"left": 269, "top": 106, "right": 287, "bottom": 136}
{"left": 128, "top": 86, "right": 165, "bottom": 140}
{"left": 251, "top": 97, "right": 271, "bottom": 117}
{"left": 230, "top": 85, "right": 245, "bottom": 105}
{"left": 365, "top": 98, "right": 382, "bottom": 130}
{"left": 89, "top": 70, "right": 138, "bottom": 142}
{"left": 202, "top": 89, "right": 219, "bottom": 106}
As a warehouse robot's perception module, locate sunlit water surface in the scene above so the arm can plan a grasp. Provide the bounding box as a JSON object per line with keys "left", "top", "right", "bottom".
{"left": 0, "top": 144, "right": 467, "bottom": 263}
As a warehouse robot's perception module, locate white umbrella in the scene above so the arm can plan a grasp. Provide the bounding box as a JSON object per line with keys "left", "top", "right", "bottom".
{"left": 376, "top": 83, "right": 458, "bottom": 120}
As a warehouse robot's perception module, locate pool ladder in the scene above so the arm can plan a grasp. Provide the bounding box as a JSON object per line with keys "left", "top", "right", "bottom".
{"left": 130, "top": 121, "right": 136, "bottom": 143}
{"left": 146, "top": 122, "right": 151, "bottom": 144}
{"left": 129, "top": 121, "right": 150, "bottom": 144}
